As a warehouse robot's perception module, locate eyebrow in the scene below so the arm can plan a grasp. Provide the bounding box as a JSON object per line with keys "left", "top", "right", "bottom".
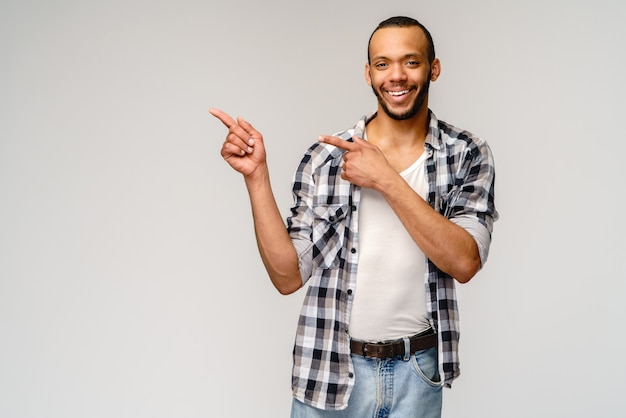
{"left": 371, "top": 52, "right": 424, "bottom": 61}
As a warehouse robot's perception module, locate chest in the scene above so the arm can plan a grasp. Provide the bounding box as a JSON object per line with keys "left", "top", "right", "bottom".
{"left": 384, "top": 147, "right": 425, "bottom": 173}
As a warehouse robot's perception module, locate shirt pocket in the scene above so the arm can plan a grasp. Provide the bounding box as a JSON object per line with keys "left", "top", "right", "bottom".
{"left": 311, "top": 203, "right": 350, "bottom": 269}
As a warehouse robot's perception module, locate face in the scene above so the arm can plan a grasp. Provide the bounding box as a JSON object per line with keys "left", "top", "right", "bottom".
{"left": 366, "top": 26, "right": 440, "bottom": 121}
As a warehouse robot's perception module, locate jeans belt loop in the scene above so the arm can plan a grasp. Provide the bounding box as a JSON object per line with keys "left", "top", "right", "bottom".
{"left": 402, "top": 336, "right": 411, "bottom": 361}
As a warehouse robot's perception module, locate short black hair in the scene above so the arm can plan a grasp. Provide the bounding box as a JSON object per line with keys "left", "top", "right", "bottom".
{"left": 367, "top": 16, "right": 436, "bottom": 64}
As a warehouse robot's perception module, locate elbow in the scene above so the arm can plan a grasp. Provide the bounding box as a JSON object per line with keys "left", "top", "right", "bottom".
{"left": 275, "top": 280, "right": 301, "bottom": 295}
{"left": 452, "top": 237, "right": 482, "bottom": 283}
{"left": 271, "top": 270, "right": 303, "bottom": 295}
{"left": 454, "top": 255, "right": 481, "bottom": 284}
{"left": 262, "top": 253, "right": 303, "bottom": 295}
{"left": 455, "top": 272, "right": 474, "bottom": 284}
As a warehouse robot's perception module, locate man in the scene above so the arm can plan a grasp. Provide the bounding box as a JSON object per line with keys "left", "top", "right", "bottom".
{"left": 210, "top": 16, "right": 497, "bottom": 418}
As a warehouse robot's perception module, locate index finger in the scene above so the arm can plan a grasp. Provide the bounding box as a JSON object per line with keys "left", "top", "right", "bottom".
{"left": 208, "top": 108, "right": 236, "bottom": 128}
{"left": 318, "top": 135, "right": 357, "bottom": 151}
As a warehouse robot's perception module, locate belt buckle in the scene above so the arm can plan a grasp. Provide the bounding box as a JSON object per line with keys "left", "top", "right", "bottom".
{"left": 363, "top": 343, "right": 382, "bottom": 358}
{"left": 362, "top": 343, "right": 374, "bottom": 358}
{"left": 363, "top": 342, "right": 394, "bottom": 358}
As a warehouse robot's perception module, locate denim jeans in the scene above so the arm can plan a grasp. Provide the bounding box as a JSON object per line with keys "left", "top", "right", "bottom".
{"left": 291, "top": 347, "right": 443, "bottom": 418}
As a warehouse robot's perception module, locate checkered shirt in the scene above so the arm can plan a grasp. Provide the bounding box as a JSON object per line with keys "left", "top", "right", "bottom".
{"left": 286, "top": 110, "right": 498, "bottom": 410}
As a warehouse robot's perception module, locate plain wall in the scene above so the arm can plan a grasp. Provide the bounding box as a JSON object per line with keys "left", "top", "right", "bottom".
{"left": 1, "top": 0, "right": 625, "bottom": 417}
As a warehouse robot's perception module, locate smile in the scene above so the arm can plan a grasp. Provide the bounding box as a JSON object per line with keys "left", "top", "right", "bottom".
{"left": 386, "top": 89, "right": 410, "bottom": 97}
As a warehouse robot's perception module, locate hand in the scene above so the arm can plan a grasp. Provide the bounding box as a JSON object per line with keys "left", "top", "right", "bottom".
{"left": 209, "top": 108, "right": 266, "bottom": 178}
{"left": 318, "top": 135, "right": 395, "bottom": 190}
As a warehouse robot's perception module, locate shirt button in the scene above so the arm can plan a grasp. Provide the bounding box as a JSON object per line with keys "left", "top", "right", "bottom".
{"left": 347, "top": 289, "right": 353, "bottom": 295}
{"left": 352, "top": 205, "right": 357, "bottom": 211}
{"left": 351, "top": 248, "right": 356, "bottom": 253}
{"left": 329, "top": 216, "right": 335, "bottom": 222}
{"left": 348, "top": 373, "right": 354, "bottom": 378}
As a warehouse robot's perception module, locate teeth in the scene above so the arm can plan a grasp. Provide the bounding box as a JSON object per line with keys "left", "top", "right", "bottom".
{"left": 388, "top": 90, "right": 409, "bottom": 96}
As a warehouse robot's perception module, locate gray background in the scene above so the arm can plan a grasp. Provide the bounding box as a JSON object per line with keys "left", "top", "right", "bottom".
{"left": 2, "top": 0, "right": 625, "bottom": 417}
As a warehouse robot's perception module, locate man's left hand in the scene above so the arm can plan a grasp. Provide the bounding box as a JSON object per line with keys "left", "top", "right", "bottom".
{"left": 318, "top": 135, "right": 395, "bottom": 190}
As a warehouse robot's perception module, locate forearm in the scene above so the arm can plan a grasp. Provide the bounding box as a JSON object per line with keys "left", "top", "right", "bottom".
{"left": 245, "top": 167, "right": 302, "bottom": 294}
{"left": 377, "top": 174, "right": 480, "bottom": 283}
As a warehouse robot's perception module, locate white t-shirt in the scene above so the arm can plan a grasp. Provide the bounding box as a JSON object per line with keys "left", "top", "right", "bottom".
{"left": 348, "top": 152, "right": 431, "bottom": 341}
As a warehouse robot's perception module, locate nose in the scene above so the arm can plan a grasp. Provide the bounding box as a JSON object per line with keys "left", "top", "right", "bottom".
{"left": 389, "top": 63, "right": 407, "bottom": 82}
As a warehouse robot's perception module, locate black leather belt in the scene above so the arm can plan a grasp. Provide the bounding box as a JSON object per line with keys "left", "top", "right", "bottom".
{"left": 350, "top": 329, "right": 437, "bottom": 359}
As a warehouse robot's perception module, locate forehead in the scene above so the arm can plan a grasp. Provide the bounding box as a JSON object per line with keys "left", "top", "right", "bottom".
{"left": 368, "top": 26, "right": 429, "bottom": 59}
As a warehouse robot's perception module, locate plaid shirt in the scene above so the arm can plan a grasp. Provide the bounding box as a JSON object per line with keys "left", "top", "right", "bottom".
{"left": 286, "top": 110, "right": 498, "bottom": 410}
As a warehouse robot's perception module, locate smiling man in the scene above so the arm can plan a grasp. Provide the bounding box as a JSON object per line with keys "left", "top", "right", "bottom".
{"left": 367, "top": 21, "right": 437, "bottom": 122}
{"left": 210, "top": 16, "right": 498, "bottom": 418}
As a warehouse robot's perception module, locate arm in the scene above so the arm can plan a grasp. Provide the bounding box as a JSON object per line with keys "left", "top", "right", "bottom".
{"left": 209, "top": 108, "right": 302, "bottom": 294}
{"left": 318, "top": 135, "right": 480, "bottom": 283}
{"left": 375, "top": 173, "right": 480, "bottom": 283}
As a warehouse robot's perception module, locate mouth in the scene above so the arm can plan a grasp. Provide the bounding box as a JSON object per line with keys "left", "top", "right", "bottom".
{"left": 386, "top": 89, "right": 411, "bottom": 97}
{"left": 383, "top": 87, "right": 415, "bottom": 105}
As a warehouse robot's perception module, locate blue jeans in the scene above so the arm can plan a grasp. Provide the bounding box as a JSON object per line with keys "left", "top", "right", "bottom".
{"left": 291, "top": 347, "right": 443, "bottom": 418}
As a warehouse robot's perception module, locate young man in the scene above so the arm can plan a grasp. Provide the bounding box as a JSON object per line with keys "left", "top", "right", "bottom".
{"left": 210, "top": 16, "right": 497, "bottom": 418}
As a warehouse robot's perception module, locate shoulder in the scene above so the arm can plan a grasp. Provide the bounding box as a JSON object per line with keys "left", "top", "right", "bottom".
{"left": 297, "top": 113, "right": 370, "bottom": 169}
{"left": 435, "top": 118, "right": 493, "bottom": 163}
{"left": 299, "top": 128, "right": 356, "bottom": 167}
{"left": 437, "top": 119, "right": 485, "bottom": 148}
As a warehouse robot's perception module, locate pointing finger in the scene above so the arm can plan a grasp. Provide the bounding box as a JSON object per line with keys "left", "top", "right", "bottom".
{"left": 210, "top": 108, "right": 256, "bottom": 154}
{"left": 318, "top": 135, "right": 357, "bottom": 151}
{"left": 209, "top": 108, "right": 236, "bottom": 128}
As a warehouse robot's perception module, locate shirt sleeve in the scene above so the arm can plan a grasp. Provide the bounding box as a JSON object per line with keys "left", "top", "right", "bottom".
{"left": 447, "top": 138, "right": 498, "bottom": 267}
{"left": 286, "top": 146, "right": 318, "bottom": 285}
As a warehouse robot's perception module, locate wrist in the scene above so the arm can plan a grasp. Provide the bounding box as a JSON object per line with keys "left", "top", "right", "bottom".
{"left": 244, "top": 164, "right": 270, "bottom": 190}
{"left": 374, "top": 169, "right": 404, "bottom": 195}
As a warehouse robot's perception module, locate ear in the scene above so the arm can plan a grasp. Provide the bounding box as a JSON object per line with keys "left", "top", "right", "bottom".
{"left": 430, "top": 58, "right": 441, "bottom": 82}
{"left": 365, "top": 63, "right": 372, "bottom": 86}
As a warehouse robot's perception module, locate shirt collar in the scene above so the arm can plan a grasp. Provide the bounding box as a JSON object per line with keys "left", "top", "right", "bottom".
{"left": 426, "top": 110, "right": 442, "bottom": 150}
{"left": 354, "top": 112, "right": 375, "bottom": 138}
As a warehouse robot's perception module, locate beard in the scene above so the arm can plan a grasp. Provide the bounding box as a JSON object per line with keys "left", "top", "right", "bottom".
{"left": 371, "top": 76, "right": 431, "bottom": 121}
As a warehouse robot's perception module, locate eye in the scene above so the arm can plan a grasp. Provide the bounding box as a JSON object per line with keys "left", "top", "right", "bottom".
{"left": 375, "top": 62, "right": 388, "bottom": 69}
{"left": 406, "top": 60, "right": 420, "bottom": 67}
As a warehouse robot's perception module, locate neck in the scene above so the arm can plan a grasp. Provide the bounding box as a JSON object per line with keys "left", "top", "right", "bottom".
{"left": 368, "top": 103, "right": 430, "bottom": 147}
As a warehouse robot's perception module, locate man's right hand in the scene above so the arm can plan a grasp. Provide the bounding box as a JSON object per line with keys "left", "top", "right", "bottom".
{"left": 208, "top": 108, "right": 302, "bottom": 294}
{"left": 209, "top": 108, "right": 266, "bottom": 178}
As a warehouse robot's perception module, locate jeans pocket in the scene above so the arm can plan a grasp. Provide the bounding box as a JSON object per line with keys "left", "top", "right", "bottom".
{"left": 411, "top": 347, "right": 443, "bottom": 387}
